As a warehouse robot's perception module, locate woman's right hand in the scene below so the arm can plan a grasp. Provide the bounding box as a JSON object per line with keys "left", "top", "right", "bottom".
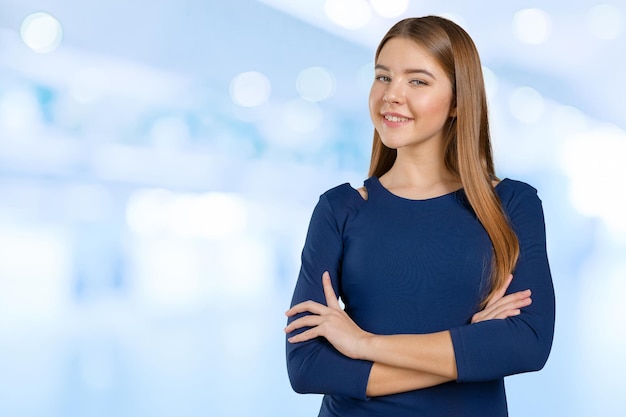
{"left": 471, "top": 274, "right": 532, "bottom": 324}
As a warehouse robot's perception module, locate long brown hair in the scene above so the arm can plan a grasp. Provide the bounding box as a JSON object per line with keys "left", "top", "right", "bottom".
{"left": 368, "top": 16, "right": 519, "bottom": 307}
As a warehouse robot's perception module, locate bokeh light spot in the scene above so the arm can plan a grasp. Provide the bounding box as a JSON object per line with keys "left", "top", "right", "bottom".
{"left": 512, "top": 8, "right": 551, "bottom": 44}
{"left": 20, "top": 12, "right": 63, "bottom": 53}
{"left": 296, "top": 66, "right": 335, "bottom": 102}
{"left": 230, "top": 71, "right": 271, "bottom": 107}
{"left": 369, "top": 0, "right": 409, "bottom": 18}
{"left": 324, "top": 0, "right": 372, "bottom": 29}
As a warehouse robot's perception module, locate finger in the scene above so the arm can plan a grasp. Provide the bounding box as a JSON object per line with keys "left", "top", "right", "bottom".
{"left": 284, "top": 314, "right": 324, "bottom": 333}
{"left": 494, "top": 309, "right": 521, "bottom": 319}
{"left": 287, "top": 327, "right": 321, "bottom": 344}
{"left": 485, "top": 289, "right": 531, "bottom": 312}
{"left": 472, "top": 290, "right": 532, "bottom": 323}
{"left": 285, "top": 300, "right": 328, "bottom": 317}
{"left": 486, "top": 274, "right": 514, "bottom": 308}
{"left": 482, "top": 296, "right": 532, "bottom": 320}
{"left": 322, "top": 271, "right": 341, "bottom": 309}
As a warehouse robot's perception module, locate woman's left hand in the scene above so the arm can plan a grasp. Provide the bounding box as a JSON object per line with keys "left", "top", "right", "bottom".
{"left": 285, "top": 271, "right": 372, "bottom": 360}
{"left": 471, "top": 274, "right": 532, "bottom": 324}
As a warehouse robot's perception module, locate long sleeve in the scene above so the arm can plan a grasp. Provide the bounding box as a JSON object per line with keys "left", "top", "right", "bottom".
{"left": 285, "top": 190, "right": 373, "bottom": 399}
{"left": 449, "top": 185, "right": 556, "bottom": 382}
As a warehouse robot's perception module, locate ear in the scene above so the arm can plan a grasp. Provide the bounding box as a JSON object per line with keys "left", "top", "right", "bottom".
{"left": 449, "top": 99, "right": 457, "bottom": 118}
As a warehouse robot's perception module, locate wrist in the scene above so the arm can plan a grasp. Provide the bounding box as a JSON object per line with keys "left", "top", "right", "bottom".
{"left": 355, "top": 332, "right": 377, "bottom": 361}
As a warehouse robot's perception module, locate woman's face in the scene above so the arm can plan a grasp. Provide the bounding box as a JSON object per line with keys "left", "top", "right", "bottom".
{"left": 369, "top": 37, "right": 455, "bottom": 153}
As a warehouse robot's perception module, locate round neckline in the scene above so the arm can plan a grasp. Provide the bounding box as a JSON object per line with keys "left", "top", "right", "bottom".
{"left": 366, "top": 176, "right": 508, "bottom": 203}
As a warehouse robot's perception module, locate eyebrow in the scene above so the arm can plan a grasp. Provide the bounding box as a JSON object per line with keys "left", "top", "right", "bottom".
{"left": 374, "top": 64, "right": 436, "bottom": 80}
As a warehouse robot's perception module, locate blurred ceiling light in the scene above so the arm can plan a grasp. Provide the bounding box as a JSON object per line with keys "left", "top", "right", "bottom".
{"left": 20, "top": 12, "right": 63, "bottom": 53}
{"left": 324, "top": 0, "right": 372, "bottom": 29}
{"left": 512, "top": 8, "right": 551, "bottom": 44}
{"left": 296, "top": 66, "right": 335, "bottom": 102}
{"left": 230, "top": 71, "right": 271, "bottom": 107}
{"left": 369, "top": 0, "right": 409, "bottom": 18}
{"left": 586, "top": 4, "right": 624, "bottom": 40}
{"left": 509, "top": 86, "right": 545, "bottom": 124}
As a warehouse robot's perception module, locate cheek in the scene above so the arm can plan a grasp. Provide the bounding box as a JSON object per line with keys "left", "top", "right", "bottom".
{"left": 368, "top": 88, "right": 382, "bottom": 119}
{"left": 421, "top": 95, "right": 454, "bottom": 119}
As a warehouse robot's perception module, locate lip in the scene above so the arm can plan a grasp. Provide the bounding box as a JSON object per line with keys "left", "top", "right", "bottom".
{"left": 381, "top": 112, "right": 413, "bottom": 127}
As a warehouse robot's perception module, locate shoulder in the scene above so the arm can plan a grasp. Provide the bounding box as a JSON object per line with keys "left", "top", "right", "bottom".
{"left": 496, "top": 178, "right": 546, "bottom": 230}
{"left": 321, "top": 183, "right": 365, "bottom": 206}
{"left": 315, "top": 182, "right": 366, "bottom": 225}
{"left": 496, "top": 178, "right": 540, "bottom": 208}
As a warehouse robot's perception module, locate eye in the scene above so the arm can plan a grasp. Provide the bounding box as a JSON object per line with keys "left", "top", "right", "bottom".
{"left": 375, "top": 75, "right": 391, "bottom": 83}
{"left": 410, "top": 79, "right": 427, "bottom": 86}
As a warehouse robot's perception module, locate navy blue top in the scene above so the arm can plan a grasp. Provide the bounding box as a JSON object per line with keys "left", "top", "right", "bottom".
{"left": 286, "top": 177, "right": 555, "bottom": 417}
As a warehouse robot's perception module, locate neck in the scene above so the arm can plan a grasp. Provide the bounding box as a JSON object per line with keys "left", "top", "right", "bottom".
{"left": 379, "top": 145, "right": 460, "bottom": 199}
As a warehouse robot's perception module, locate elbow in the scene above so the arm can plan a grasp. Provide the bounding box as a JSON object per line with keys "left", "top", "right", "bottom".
{"left": 288, "top": 370, "right": 310, "bottom": 394}
{"left": 286, "top": 348, "right": 316, "bottom": 394}
{"left": 515, "top": 327, "right": 554, "bottom": 374}
{"left": 525, "top": 339, "right": 553, "bottom": 372}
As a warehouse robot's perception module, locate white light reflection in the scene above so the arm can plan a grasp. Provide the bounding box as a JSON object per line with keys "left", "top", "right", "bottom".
{"left": 324, "top": 0, "right": 372, "bottom": 29}
{"left": 126, "top": 189, "right": 248, "bottom": 240}
{"left": 20, "top": 12, "right": 63, "bottom": 53}
{"left": 369, "top": 0, "right": 409, "bottom": 18}
{"left": 512, "top": 8, "right": 551, "bottom": 44}
{"left": 296, "top": 66, "right": 335, "bottom": 102}
{"left": 586, "top": 4, "right": 624, "bottom": 40}
{"left": 560, "top": 125, "right": 626, "bottom": 237}
{"left": 230, "top": 71, "right": 271, "bottom": 107}
{"left": 509, "top": 86, "right": 545, "bottom": 124}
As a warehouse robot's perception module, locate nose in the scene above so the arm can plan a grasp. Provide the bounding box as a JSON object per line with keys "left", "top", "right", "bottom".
{"left": 383, "top": 81, "right": 404, "bottom": 104}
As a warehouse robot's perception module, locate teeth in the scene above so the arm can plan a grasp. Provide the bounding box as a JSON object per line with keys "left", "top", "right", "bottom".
{"left": 384, "top": 114, "right": 409, "bottom": 122}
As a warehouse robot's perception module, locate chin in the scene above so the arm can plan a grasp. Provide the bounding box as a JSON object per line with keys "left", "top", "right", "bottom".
{"left": 379, "top": 138, "right": 403, "bottom": 150}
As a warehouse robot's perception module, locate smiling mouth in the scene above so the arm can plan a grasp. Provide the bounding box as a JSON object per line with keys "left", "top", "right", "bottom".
{"left": 384, "top": 114, "right": 410, "bottom": 123}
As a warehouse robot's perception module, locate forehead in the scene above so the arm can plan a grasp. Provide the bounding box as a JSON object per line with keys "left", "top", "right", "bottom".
{"left": 376, "top": 37, "right": 442, "bottom": 72}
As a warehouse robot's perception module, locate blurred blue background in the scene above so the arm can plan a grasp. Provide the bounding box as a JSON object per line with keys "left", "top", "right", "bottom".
{"left": 0, "top": 0, "right": 625, "bottom": 416}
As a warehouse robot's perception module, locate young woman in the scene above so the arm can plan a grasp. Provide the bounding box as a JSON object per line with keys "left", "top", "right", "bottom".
{"left": 285, "top": 16, "right": 555, "bottom": 416}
